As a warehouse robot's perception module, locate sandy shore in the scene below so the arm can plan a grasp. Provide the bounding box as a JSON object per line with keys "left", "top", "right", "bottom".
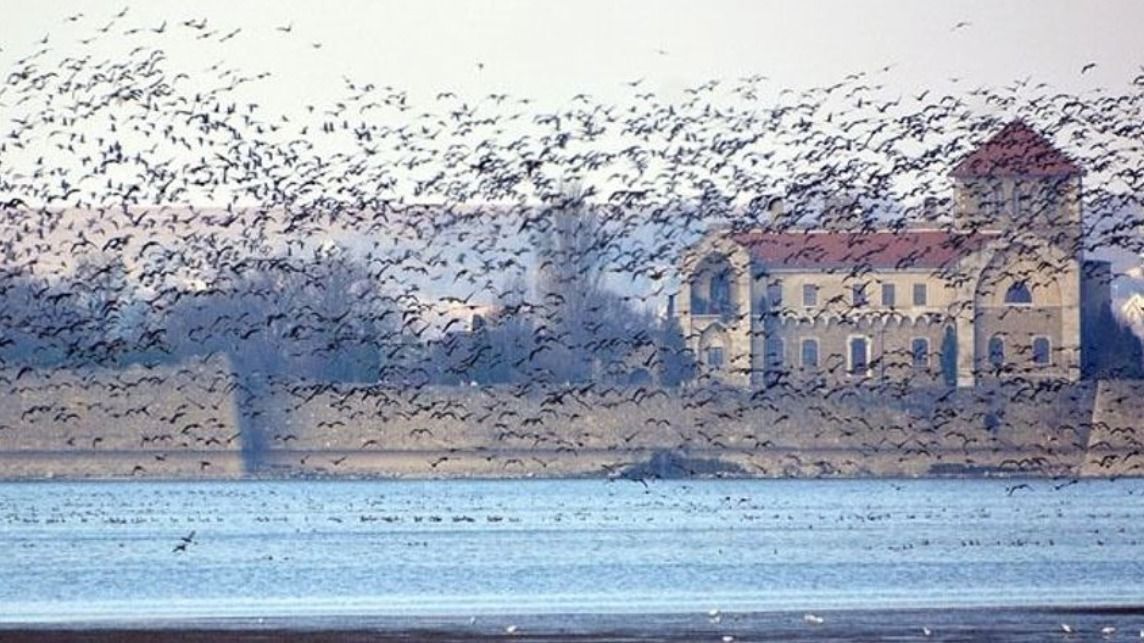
{"left": 4, "top": 606, "right": 1144, "bottom": 642}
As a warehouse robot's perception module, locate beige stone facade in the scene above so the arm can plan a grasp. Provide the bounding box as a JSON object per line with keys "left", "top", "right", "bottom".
{"left": 676, "top": 121, "right": 1105, "bottom": 388}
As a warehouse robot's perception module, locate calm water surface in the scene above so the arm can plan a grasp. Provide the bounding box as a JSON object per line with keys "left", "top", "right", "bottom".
{"left": 0, "top": 478, "right": 1142, "bottom": 624}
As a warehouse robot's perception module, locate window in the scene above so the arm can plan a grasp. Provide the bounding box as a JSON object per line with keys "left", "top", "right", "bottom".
{"left": 852, "top": 284, "right": 868, "bottom": 307}
{"left": 803, "top": 284, "right": 818, "bottom": 307}
{"left": 690, "top": 291, "right": 708, "bottom": 315}
{"left": 988, "top": 335, "right": 1005, "bottom": 369}
{"left": 1013, "top": 182, "right": 1032, "bottom": 217}
{"left": 849, "top": 336, "right": 869, "bottom": 375}
{"left": 1004, "top": 282, "right": 1032, "bottom": 305}
{"left": 706, "top": 347, "right": 724, "bottom": 369}
{"left": 911, "top": 338, "right": 929, "bottom": 368}
{"left": 882, "top": 283, "right": 896, "bottom": 308}
{"left": 765, "top": 338, "right": 784, "bottom": 368}
{"left": 912, "top": 283, "right": 928, "bottom": 306}
{"left": 710, "top": 271, "right": 732, "bottom": 313}
{"left": 991, "top": 181, "right": 1005, "bottom": 216}
{"left": 801, "top": 338, "right": 819, "bottom": 368}
{"left": 1032, "top": 337, "right": 1051, "bottom": 365}
{"left": 766, "top": 282, "right": 783, "bottom": 308}
{"left": 1043, "top": 182, "right": 1062, "bottom": 213}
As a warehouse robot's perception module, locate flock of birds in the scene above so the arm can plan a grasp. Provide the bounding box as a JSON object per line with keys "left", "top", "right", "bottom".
{"left": 0, "top": 11, "right": 1143, "bottom": 642}
{"left": 0, "top": 7, "right": 1138, "bottom": 484}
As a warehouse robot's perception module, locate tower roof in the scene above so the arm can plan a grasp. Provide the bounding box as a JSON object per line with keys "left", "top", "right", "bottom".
{"left": 950, "top": 120, "right": 1081, "bottom": 179}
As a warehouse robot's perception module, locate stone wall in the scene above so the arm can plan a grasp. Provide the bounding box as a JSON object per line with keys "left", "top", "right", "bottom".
{"left": 1080, "top": 379, "right": 1144, "bottom": 476}
{"left": 241, "top": 377, "right": 1109, "bottom": 478}
{"left": 0, "top": 356, "right": 245, "bottom": 478}
{"left": 0, "top": 355, "right": 1138, "bottom": 479}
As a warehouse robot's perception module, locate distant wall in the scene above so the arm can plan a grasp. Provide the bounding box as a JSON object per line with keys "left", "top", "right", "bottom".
{"left": 1081, "top": 379, "right": 1144, "bottom": 476}
{"left": 0, "top": 356, "right": 1139, "bottom": 479}
{"left": 0, "top": 356, "right": 245, "bottom": 478}
{"left": 242, "top": 378, "right": 1105, "bottom": 478}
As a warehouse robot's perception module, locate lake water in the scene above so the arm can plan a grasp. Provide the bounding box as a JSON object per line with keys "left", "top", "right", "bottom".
{"left": 1, "top": 478, "right": 1143, "bottom": 632}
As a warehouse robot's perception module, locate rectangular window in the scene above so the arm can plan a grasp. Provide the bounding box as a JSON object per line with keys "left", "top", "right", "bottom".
{"left": 881, "top": 283, "right": 896, "bottom": 308}
{"left": 706, "top": 347, "right": 724, "bottom": 369}
{"left": 801, "top": 339, "right": 819, "bottom": 368}
{"left": 849, "top": 336, "right": 869, "bottom": 375}
{"left": 766, "top": 282, "right": 783, "bottom": 308}
{"left": 765, "top": 338, "right": 783, "bottom": 368}
{"left": 803, "top": 284, "right": 818, "bottom": 307}
{"left": 911, "top": 338, "right": 929, "bottom": 368}
{"left": 913, "top": 283, "right": 928, "bottom": 306}
{"left": 988, "top": 336, "right": 1005, "bottom": 369}
{"left": 851, "top": 338, "right": 864, "bottom": 372}
{"left": 1033, "top": 337, "right": 1051, "bottom": 365}
{"left": 852, "top": 284, "right": 868, "bottom": 307}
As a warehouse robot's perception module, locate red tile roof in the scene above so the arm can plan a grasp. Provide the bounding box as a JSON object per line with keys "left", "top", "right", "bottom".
{"left": 731, "top": 229, "right": 999, "bottom": 271}
{"left": 950, "top": 120, "right": 1081, "bottom": 178}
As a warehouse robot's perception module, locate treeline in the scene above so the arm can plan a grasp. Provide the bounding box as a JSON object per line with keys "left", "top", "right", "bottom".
{"left": 1083, "top": 304, "right": 1144, "bottom": 379}
{"left": 0, "top": 247, "right": 696, "bottom": 387}
{"left": 2, "top": 247, "right": 1142, "bottom": 384}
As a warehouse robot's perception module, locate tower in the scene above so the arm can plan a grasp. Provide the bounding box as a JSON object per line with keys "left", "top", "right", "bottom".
{"left": 950, "top": 121, "right": 1085, "bottom": 383}
{"left": 950, "top": 120, "right": 1083, "bottom": 256}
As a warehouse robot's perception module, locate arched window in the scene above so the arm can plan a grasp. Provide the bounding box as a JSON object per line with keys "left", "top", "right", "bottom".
{"left": 849, "top": 336, "right": 869, "bottom": 375}
{"left": 801, "top": 338, "right": 819, "bottom": 368}
{"left": 988, "top": 335, "right": 1005, "bottom": 369}
{"left": 1004, "top": 281, "right": 1032, "bottom": 305}
{"left": 1032, "top": 337, "right": 1051, "bottom": 366}
{"left": 709, "top": 270, "right": 731, "bottom": 314}
{"left": 940, "top": 325, "right": 958, "bottom": 387}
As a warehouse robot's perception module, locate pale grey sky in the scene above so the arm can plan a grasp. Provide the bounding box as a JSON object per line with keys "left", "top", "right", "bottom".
{"left": 2, "top": 0, "right": 1143, "bottom": 109}
{"left": 2, "top": 1, "right": 1143, "bottom": 307}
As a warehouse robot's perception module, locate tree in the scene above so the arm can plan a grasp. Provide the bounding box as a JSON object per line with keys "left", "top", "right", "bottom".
{"left": 0, "top": 273, "right": 77, "bottom": 367}
{"left": 1085, "top": 304, "right": 1144, "bottom": 379}
{"left": 531, "top": 184, "right": 658, "bottom": 383}
{"left": 657, "top": 314, "right": 696, "bottom": 386}
{"left": 163, "top": 246, "right": 395, "bottom": 382}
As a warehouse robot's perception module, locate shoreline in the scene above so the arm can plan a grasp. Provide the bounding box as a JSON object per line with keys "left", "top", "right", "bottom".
{"left": 0, "top": 444, "right": 1136, "bottom": 481}
{"left": 1, "top": 469, "right": 1140, "bottom": 483}
{"left": 3, "top": 605, "right": 1144, "bottom": 641}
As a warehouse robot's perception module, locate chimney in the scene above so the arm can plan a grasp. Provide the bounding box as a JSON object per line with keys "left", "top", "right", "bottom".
{"left": 767, "top": 196, "right": 785, "bottom": 227}
{"left": 922, "top": 196, "right": 939, "bottom": 223}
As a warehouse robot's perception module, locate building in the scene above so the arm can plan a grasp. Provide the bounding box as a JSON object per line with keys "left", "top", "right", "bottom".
{"left": 677, "top": 120, "right": 1111, "bottom": 387}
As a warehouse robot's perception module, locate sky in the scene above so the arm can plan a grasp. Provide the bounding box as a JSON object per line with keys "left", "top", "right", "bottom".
{"left": 2, "top": 0, "right": 1143, "bottom": 311}
{"left": 3, "top": 0, "right": 1144, "bottom": 109}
